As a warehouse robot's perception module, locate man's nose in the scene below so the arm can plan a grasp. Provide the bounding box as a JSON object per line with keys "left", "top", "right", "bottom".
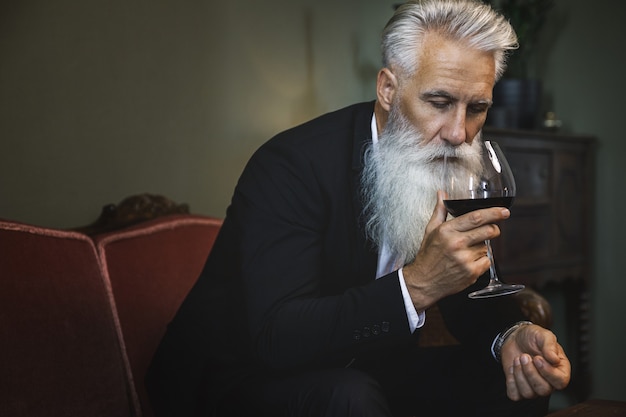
{"left": 442, "top": 110, "right": 467, "bottom": 146}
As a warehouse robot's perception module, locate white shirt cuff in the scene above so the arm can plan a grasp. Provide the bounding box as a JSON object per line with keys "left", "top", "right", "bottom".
{"left": 398, "top": 267, "right": 425, "bottom": 332}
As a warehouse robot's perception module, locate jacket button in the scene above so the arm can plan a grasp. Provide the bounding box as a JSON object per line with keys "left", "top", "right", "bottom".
{"left": 372, "top": 324, "right": 381, "bottom": 335}
{"left": 381, "top": 321, "right": 390, "bottom": 332}
{"left": 352, "top": 330, "right": 361, "bottom": 340}
{"left": 362, "top": 327, "right": 371, "bottom": 337}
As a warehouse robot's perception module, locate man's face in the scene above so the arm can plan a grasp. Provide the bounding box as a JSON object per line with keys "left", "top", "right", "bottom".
{"left": 366, "top": 33, "right": 495, "bottom": 260}
{"left": 393, "top": 32, "right": 496, "bottom": 148}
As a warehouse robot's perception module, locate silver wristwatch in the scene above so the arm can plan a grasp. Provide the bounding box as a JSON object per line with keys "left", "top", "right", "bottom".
{"left": 494, "top": 321, "right": 533, "bottom": 362}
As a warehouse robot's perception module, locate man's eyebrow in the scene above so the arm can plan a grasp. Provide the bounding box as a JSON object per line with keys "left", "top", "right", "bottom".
{"left": 421, "top": 90, "right": 493, "bottom": 107}
{"left": 420, "top": 90, "right": 457, "bottom": 101}
{"left": 472, "top": 98, "right": 493, "bottom": 107}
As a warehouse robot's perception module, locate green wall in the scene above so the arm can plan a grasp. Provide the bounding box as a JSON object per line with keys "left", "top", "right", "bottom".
{"left": 1, "top": 0, "right": 624, "bottom": 403}
{"left": 0, "top": 0, "right": 388, "bottom": 227}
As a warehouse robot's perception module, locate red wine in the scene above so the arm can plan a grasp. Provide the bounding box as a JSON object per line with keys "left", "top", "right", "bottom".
{"left": 444, "top": 197, "right": 514, "bottom": 217}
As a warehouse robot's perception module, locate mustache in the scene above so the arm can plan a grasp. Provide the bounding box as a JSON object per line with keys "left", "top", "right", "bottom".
{"left": 378, "top": 109, "right": 482, "bottom": 164}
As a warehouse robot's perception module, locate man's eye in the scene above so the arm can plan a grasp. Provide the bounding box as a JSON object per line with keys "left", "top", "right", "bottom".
{"left": 430, "top": 101, "right": 451, "bottom": 110}
{"left": 467, "top": 104, "right": 489, "bottom": 115}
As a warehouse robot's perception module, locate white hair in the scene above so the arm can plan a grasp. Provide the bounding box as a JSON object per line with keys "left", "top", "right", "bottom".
{"left": 381, "top": 0, "right": 518, "bottom": 82}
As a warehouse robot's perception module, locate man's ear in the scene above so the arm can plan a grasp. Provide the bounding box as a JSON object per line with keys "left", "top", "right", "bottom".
{"left": 376, "top": 68, "right": 398, "bottom": 112}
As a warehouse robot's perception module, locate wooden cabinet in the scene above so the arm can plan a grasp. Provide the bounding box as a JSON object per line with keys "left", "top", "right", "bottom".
{"left": 484, "top": 127, "right": 596, "bottom": 402}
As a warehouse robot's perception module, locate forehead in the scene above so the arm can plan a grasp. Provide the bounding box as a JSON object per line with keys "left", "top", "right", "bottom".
{"left": 409, "top": 32, "right": 496, "bottom": 99}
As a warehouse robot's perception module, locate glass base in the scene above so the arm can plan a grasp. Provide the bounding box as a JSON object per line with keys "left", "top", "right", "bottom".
{"left": 468, "top": 283, "right": 525, "bottom": 299}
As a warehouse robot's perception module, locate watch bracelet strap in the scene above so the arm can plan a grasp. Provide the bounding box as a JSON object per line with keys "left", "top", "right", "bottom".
{"left": 494, "top": 321, "right": 533, "bottom": 363}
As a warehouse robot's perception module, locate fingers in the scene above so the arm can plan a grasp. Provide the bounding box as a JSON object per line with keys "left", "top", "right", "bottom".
{"left": 507, "top": 354, "right": 553, "bottom": 400}
{"left": 503, "top": 326, "right": 571, "bottom": 401}
{"left": 534, "top": 349, "right": 571, "bottom": 390}
{"left": 506, "top": 352, "right": 571, "bottom": 401}
{"left": 440, "top": 220, "right": 500, "bottom": 254}
{"left": 506, "top": 356, "right": 528, "bottom": 401}
{"left": 430, "top": 191, "right": 509, "bottom": 242}
{"left": 442, "top": 203, "right": 509, "bottom": 246}
{"left": 454, "top": 207, "right": 510, "bottom": 233}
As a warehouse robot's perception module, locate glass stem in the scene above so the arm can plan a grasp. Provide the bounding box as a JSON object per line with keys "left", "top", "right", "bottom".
{"left": 485, "top": 239, "right": 500, "bottom": 285}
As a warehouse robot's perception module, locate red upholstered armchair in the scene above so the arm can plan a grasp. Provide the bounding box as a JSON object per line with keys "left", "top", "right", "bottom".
{"left": 93, "top": 215, "right": 222, "bottom": 417}
{"left": 1, "top": 199, "right": 221, "bottom": 417}
{"left": 0, "top": 220, "right": 138, "bottom": 416}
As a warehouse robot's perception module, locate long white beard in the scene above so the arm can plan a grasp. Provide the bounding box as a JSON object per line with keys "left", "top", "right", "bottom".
{"left": 361, "top": 106, "right": 482, "bottom": 266}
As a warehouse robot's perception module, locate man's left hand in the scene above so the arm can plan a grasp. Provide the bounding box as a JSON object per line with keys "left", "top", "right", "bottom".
{"left": 501, "top": 324, "right": 571, "bottom": 401}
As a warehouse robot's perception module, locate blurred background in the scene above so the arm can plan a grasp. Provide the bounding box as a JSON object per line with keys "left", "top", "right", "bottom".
{"left": 1, "top": 0, "right": 624, "bottom": 405}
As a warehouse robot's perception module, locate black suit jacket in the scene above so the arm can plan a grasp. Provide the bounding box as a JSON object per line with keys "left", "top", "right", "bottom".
{"left": 146, "top": 101, "right": 525, "bottom": 416}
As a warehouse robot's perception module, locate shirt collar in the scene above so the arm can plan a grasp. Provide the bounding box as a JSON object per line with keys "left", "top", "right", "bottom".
{"left": 371, "top": 113, "right": 379, "bottom": 145}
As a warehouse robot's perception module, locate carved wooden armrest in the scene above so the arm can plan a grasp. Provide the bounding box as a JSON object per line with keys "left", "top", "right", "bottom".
{"left": 511, "top": 287, "right": 553, "bottom": 329}
{"left": 73, "top": 193, "right": 190, "bottom": 236}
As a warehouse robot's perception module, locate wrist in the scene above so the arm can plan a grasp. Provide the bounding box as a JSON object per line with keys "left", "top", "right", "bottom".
{"left": 493, "top": 321, "right": 532, "bottom": 362}
{"left": 402, "top": 264, "right": 437, "bottom": 311}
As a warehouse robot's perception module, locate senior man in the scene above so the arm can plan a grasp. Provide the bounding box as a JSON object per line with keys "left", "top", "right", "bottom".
{"left": 147, "top": 1, "right": 571, "bottom": 416}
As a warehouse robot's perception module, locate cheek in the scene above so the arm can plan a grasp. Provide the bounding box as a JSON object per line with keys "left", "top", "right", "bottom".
{"left": 466, "top": 116, "right": 487, "bottom": 139}
{"left": 400, "top": 101, "right": 441, "bottom": 143}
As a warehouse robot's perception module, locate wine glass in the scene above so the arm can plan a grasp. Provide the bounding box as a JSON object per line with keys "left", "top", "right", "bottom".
{"left": 443, "top": 140, "right": 525, "bottom": 299}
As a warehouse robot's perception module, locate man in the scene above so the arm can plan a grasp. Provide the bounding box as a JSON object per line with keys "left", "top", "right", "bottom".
{"left": 147, "top": 1, "right": 571, "bottom": 416}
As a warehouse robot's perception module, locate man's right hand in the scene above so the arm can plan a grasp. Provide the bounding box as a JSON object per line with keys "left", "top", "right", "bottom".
{"left": 402, "top": 190, "right": 510, "bottom": 310}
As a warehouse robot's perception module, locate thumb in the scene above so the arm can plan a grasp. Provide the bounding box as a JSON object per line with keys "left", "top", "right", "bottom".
{"left": 541, "top": 335, "right": 564, "bottom": 366}
{"left": 424, "top": 190, "right": 449, "bottom": 235}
